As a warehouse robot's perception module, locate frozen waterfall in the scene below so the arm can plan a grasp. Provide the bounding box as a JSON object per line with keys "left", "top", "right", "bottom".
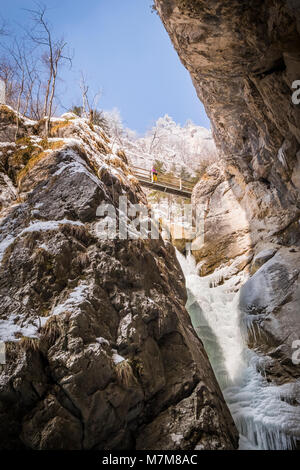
{"left": 176, "top": 250, "right": 300, "bottom": 450}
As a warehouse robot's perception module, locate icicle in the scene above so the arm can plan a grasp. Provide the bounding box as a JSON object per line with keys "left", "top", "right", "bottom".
{"left": 176, "top": 249, "right": 300, "bottom": 450}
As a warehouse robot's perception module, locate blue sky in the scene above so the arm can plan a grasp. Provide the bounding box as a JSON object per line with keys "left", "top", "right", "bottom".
{"left": 3, "top": 0, "right": 210, "bottom": 134}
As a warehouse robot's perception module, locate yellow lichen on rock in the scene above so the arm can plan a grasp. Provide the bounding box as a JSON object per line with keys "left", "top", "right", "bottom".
{"left": 50, "top": 120, "right": 72, "bottom": 137}
{"left": 15, "top": 139, "right": 64, "bottom": 184}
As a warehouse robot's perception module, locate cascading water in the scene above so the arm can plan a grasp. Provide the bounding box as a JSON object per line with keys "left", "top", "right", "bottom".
{"left": 176, "top": 250, "right": 300, "bottom": 450}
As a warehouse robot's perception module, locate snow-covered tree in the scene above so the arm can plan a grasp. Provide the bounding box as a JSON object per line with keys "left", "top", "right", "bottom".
{"left": 102, "top": 109, "right": 218, "bottom": 178}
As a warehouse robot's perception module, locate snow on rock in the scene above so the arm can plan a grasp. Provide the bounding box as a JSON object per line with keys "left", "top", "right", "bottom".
{"left": 22, "top": 219, "right": 84, "bottom": 234}
{"left": 52, "top": 283, "right": 89, "bottom": 316}
{"left": 0, "top": 235, "right": 15, "bottom": 263}
{"left": 112, "top": 351, "right": 126, "bottom": 365}
{"left": 0, "top": 314, "right": 41, "bottom": 341}
{"left": 171, "top": 433, "right": 184, "bottom": 445}
{"left": 60, "top": 112, "right": 77, "bottom": 120}
{"left": 52, "top": 149, "right": 103, "bottom": 187}
{"left": 96, "top": 337, "right": 110, "bottom": 346}
{"left": 0, "top": 220, "right": 84, "bottom": 265}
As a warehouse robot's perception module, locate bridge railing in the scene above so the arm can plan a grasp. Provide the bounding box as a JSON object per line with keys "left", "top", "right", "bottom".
{"left": 131, "top": 166, "right": 194, "bottom": 194}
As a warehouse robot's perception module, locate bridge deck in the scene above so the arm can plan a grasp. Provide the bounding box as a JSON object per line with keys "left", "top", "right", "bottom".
{"left": 132, "top": 166, "right": 194, "bottom": 198}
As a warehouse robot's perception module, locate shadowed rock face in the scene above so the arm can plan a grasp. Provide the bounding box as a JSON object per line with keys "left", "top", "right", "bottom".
{"left": 154, "top": 1, "right": 300, "bottom": 388}
{"left": 0, "top": 106, "right": 238, "bottom": 450}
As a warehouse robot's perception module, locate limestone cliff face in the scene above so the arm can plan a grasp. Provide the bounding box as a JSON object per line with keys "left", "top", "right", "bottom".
{"left": 0, "top": 106, "right": 238, "bottom": 449}
{"left": 154, "top": 1, "right": 300, "bottom": 389}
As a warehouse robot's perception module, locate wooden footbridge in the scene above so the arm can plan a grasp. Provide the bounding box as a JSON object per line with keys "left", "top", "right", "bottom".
{"left": 132, "top": 166, "right": 194, "bottom": 198}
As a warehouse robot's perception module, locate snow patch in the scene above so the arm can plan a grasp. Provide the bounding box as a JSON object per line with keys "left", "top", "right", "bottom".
{"left": 0, "top": 315, "right": 38, "bottom": 341}
{"left": 0, "top": 235, "right": 15, "bottom": 262}
{"left": 171, "top": 433, "right": 183, "bottom": 445}
{"left": 112, "top": 350, "right": 125, "bottom": 365}
{"left": 52, "top": 283, "right": 89, "bottom": 316}
{"left": 96, "top": 337, "right": 110, "bottom": 346}
{"left": 0, "top": 219, "right": 84, "bottom": 265}
{"left": 21, "top": 219, "right": 84, "bottom": 235}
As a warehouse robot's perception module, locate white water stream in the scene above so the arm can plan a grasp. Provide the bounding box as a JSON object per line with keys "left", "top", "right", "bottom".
{"left": 176, "top": 250, "right": 300, "bottom": 450}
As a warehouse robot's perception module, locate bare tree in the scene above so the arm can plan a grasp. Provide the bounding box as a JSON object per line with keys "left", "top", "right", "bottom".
{"left": 46, "top": 39, "right": 71, "bottom": 134}
{"left": 149, "top": 128, "right": 159, "bottom": 153}
{"left": 29, "top": 77, "right": 43, "bottom": 119}
{"left": 103, "top": 109, "right": 125, "bottom": 146}
{"left": 79, "top": 72, "right": 89, "bottom": 118}
{"left": 1, "top": 39, "right": 37, "bottom": 138}
{"left": 79, "top": 72, "right": 102, "bottom": 124}
{"left": 11, "top": 41, "right": 25, "bottom": 138}
{"left": 0, "top": 18, "right": 8, "bottom": 38}
{"left": 0, "top": 4, "right": 75, "bottom": 135}
{"left": 22, "top": 53, "right": 38, "bottom": 116}
{"left": 26, "top": 3, "right": 72, "bottom": 135}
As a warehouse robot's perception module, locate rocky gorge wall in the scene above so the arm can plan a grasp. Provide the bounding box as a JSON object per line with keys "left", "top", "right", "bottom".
{"left": 0, "top": 106, "right": 238, "bottom": 449}
{"left": 154, "top": 0, "right": 300, "bottom": 418}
